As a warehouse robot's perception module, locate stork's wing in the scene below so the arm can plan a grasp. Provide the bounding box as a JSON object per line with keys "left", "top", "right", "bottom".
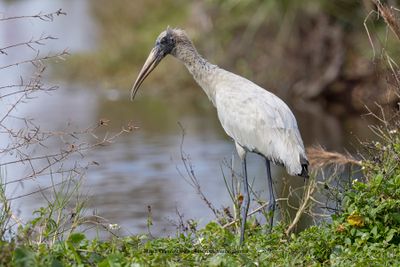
{"left": 215, "top": 74, "right": 306, "bottom": 175}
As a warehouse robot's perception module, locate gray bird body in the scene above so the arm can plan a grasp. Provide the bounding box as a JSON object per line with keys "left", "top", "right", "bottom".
{"left": 131, "top": 28, "right": 308, "bottom": 244}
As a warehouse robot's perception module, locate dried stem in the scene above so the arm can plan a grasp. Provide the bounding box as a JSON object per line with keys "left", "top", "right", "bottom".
{"left": 372, "top": 0, "right": 400, "bottom": 40}
{"left": 176, "top": 122, "right": 221, "bottom": 220}
{"left": 307, "top": 146, "right": 361, "bottom": 170}
{"left": 0, "top": 50, "right": 69, "bottom": 70}
{"left": 0, "top": 35, "right": 57, "bottom": 55}
{"left": 0, "top": 9, "right": 66, "bottom": 22}
{"left": 285, "top": 177, "right": 317, "bottom": 235}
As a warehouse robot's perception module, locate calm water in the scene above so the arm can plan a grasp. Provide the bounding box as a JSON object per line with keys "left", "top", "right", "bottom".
{"left": 1, "top": 0, "right": 373, "bottom": 236}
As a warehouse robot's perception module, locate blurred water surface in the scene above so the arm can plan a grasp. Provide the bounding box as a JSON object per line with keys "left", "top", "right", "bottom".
{"left": 1, "top": 0, "right": 374, "bottom": 236}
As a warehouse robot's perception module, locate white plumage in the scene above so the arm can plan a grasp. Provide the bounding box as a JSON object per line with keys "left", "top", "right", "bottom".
{"left": 211, "top": 69, "right": 306, "bottom": 175}
{"left": 131, "top": 28, "right": 308, "bottom": 244}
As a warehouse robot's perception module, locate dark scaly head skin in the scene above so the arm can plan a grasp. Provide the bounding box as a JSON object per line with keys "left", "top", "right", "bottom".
{"left": 154, "top": 28, "right": 176, "bottom": 56}
{"left": 130, "top": 27, "right": 193, "bottom": 100}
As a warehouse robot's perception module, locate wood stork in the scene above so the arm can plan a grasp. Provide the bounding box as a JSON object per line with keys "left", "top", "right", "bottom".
{"left": 131, "top": 28, "right": 308, "bottom": 244}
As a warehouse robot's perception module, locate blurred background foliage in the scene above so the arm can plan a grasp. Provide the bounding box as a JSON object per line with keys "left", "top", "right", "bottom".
{"left": 61, "top": 0, "right": 400, "bottom": 115}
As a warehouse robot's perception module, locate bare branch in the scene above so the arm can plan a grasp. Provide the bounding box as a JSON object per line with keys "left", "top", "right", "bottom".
{"left": 0, "top": 9, "right": 66, "bottom": 22}
{"left": 0, "top": 50, "right": 69, "bottom": 70}
{"left": 0, "top": 35, "right": 57, "bottom": 55}
{"left": 175, "top": 122, "right": 221, "bottom": 220}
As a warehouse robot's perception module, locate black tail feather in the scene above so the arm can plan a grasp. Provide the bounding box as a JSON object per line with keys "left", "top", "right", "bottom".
{"left": 299, "top": 164, "right": 309, "bottom": 178}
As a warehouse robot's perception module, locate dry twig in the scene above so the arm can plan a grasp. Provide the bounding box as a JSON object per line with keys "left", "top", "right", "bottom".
{"left": 307, "top": 146, "right": 361, "bottom": 170}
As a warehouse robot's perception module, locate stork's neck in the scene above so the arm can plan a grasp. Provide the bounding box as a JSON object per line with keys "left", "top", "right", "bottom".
{"left": 173, "top": 45, "right": 219, "bottom": 105}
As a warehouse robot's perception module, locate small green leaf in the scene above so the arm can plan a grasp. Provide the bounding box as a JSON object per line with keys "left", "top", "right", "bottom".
{"left": 371, "top": 226, "right": 378, "bottom": 237}
{"left": 385, "top": 229, "right": 396, "bottom": 242}
{"left": 13, "top": 247, "right": 35, "bottom": 267}
{"left": 390, "top": 212, "right": 400, "bottom": 224}
{"left": 208, "top": 254, "right": 225, "bottom": 266}
{"left": 51, "top": 259, "right": 64, "bottom": 267}
{"left": 68, "top": 233, "right": 86, "bottom": 245}
{"left": 374, "top": 174, "right": 383, "bottom": 187}
{"left": 98, "top": 260, "right": 110, "bottom": 267}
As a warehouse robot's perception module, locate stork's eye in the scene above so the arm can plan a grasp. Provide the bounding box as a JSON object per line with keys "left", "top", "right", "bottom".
{"left": 160, "top": 38, "right": 167, "bottom": 45}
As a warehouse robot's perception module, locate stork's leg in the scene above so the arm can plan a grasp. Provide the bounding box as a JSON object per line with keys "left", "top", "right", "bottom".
{"left": 240, "top": 155, "right": 250, "bottom": 245}
{"left": 265, "top": 159, "right": 276, "bottom": 230}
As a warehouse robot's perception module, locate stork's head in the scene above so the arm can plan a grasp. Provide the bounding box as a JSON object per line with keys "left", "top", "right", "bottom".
{"left": 130, "top": 27, "right": 192, "bottom": 100}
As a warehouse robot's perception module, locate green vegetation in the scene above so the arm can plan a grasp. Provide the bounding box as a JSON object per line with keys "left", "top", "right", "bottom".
{"left": 1, "top": 125, "right": 400, "bottom": 266}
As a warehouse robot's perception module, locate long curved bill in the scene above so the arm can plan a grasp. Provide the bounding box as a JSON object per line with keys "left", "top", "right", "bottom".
{"left": 130, "top": 47, "right": 163, "bottom": 101}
